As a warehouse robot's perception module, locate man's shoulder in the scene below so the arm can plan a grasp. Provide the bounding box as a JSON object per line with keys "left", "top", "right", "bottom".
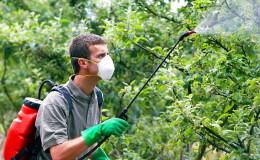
{"left": 36, "top": 91, "right": 70, "bottom": 123}
{"left": 40, "top": 91, "right": 69, "bottom": 111}
{"left": 44, "top": 90, "right": 65, "bottom": 102}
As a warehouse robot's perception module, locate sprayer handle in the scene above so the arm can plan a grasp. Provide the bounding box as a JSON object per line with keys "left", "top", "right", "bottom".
{"left": 118, "top": 108, "right": 128, "bottom": 121}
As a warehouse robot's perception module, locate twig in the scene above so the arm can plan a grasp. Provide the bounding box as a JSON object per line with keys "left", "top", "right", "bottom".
{"left": 131, "top": 40, "right": 190, "bottom": 74}
{"left": 210, "top": 38, "right": 230, "bottom": 52}
{"left": 203, "top": 125, "right": 239, "bottom": 150}
{"left": 135, "top": 0, "right": 179, "bottom": 23}
{"left": 251, "top": 0, "right": 260, "bottom": 26}
{"left": 110, "top": 142, "right": 123, "bottom": 159}
{"left": 228, "top": 63, "right": 253, "bottom": 78}
{"left": 238, "top": 44, "right": 252, "bottom": 68}
{"left": 1, "top": 49, "right": 17, "bottom": 110}
{"left": 247, "top": 109, "right": 260, "bottom": 153}
{"left": 236, "top": 134, "right": 246, "bottom": 151}
{"left": 206, "top": 138, "right": 231, "bottom": 153}
{"left": 131, "top": 41, "right": 161, "bottom": 59}
{"left": 224, "top": 0, "right": 250, "bottom": 22}
{"left": 195, "top": 130, "right": 231, "bottom": 154}
{"left": 196, "top": 143, "right": 207, "bottom": 160}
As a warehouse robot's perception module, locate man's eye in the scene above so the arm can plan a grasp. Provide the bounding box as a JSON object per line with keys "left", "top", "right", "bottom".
{"left": 99, "top": 54, "right": 105, "bottom": 58}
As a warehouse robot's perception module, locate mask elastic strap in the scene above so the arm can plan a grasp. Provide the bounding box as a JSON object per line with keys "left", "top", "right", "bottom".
{"left": 76, "top": 74, "right": 99, "bottom": 77}
{"left": 71, "top": 57, "right": 98, "bottom": 64}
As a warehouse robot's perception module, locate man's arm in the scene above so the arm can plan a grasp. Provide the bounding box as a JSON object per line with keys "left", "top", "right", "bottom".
{"left": 50, "top": 136, "right": 88, "bottom": 160}
{"left": 49, "top": 118, "right": 129, "bottom": 160}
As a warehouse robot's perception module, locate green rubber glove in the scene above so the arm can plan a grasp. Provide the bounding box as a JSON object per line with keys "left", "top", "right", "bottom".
{"left": 81, "top": 118, "right": 129, "bottom": 147}
{"left": 91, "top": 148, "right": 109, "bottom": 160}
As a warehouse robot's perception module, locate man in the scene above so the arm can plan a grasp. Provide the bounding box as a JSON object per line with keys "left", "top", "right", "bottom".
{"left": 35, "top": 34, "right": 129, "bottom": 159}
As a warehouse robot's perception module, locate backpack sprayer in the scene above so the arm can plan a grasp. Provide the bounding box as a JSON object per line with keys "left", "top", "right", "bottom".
{"left": 79, "top": 30, "right": 196, "bottom": 159}
{"left": 4, "top": 78, "right": 104, "bottom": 160}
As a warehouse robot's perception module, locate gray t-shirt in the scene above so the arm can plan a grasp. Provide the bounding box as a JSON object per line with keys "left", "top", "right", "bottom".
{"left": 35, "top": 75, "right": 102, "bottom": 159}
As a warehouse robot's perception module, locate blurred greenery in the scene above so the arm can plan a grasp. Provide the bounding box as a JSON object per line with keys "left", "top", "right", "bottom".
{"left": 0, "top": 0, "right": 259, "bottom": 159}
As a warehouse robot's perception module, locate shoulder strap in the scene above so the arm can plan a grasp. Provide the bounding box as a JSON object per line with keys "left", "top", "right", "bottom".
{"left": 94, "top": 87, "right": 103, "bottom": 108}
{"left": 52, "top": 85, "right": 74, "bottom": 113}
{"left": 11, "top": 137, "right": 41, "bottom": 160}
{"left": 51, "top": 86, "right": 102, "bottom": 112}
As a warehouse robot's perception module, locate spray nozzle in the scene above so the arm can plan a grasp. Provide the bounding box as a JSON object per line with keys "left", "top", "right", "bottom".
{"left": 188, "top": 30, "right": 196, "bottom": 34}
{"left": 179, "top": 30, "right": 196, "bottom": 41}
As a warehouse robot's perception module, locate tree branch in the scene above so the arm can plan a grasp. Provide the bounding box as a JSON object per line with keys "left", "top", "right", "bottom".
{"left": 209, "top": 38, "right": 230, "bottom": 52}
{"left": 206, "top": 138, "right": 231, "bottom": 153}
{"left": 238, "top": 44, "right": 252, "bottom": 68}
{"left": 131, "top": 41, "right": 161, "bottom": 59}
{"left": 227, "top": 64, "right": 253, "bottom": 78}
{"left": 247, "top": 109, "right": 260, "bottom": 153}
{"left": 195, "top": 130, "right": 231, "bottom": 154}
{"left": 1, "top": 50, "right": 17, "bottom": 110}
{"left": 203, "top": 125, "right": 239, "bottom": 150}
{"left": 135, "top": 0, "right": 179, "bottom": 23}
{"left": 251, "top": 0, "right": 260, "bottom": 27}
{"left": 224, "top": 0, "right": 250, "bottom": 22}
{"left": 196, "top": 143, "right": 207, "bottom": 160}
{"left": 216, "top": 102, "right": 238, "bottom": 127}
{"left": 0, "top": 109, "right": 7, "bottom": 134}
{"left": 110, "top": 141, "right": 123, "bottom": 159}
{"left": 131, "top": 40, "right": 190, "bottom": 75}
{"left": 236, "top": 134, "right": 246, "bottom": 151}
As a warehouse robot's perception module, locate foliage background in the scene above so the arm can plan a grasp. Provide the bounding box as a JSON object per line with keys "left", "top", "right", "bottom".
{"left": 0, "top": 0, "right": 259, "bottom": 159}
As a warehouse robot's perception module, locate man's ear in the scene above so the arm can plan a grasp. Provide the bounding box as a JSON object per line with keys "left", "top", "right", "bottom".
{"left": 78, "top": 59, "right": 88, "bottom": 69}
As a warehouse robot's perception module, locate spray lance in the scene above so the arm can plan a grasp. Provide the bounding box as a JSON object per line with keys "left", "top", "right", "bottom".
{"left": 79, "top": 30, "right": 196, "bottom": 159}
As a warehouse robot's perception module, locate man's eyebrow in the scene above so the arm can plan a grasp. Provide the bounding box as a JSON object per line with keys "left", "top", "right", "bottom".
{"left": 98, "top": 52, "right": 109, "bottom": 56}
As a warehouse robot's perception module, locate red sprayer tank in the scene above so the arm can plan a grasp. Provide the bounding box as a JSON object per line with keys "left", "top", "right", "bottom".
{"left": 4, "top": 98, "right": 42, "bottom": 160}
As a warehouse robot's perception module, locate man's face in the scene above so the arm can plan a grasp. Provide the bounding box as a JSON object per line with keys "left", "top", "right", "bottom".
{"left": 87, "top": 44, "right": 109, "bottom": 75}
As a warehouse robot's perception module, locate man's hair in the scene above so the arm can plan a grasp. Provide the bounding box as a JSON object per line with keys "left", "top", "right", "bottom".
{"left": 69, "top": 34, "right": 107, "bottom": 74}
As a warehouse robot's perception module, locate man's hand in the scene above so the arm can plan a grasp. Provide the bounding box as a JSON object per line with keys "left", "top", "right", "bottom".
{"left": 98, "top": 118, "right": 129, "bottom": 136}
{"left": 81, "top": 118, "right": 129, "bottom": 147}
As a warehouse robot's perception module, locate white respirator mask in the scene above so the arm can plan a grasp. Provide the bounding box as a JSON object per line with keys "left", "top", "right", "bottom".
{"left": 72, "top": 55, "right": 115, "bottom": 81}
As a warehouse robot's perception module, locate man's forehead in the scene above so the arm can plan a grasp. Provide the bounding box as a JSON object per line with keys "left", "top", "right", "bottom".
{"left": 89, "top": 44, "right": 108, "bottom": 51}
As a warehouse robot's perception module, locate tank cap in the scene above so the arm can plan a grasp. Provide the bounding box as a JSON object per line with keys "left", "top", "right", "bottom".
{"left": 23, "top": 97, "right": 43, "bottom": 110}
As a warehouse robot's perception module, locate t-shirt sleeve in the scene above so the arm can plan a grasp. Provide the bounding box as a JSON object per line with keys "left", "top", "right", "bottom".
{"left": 36, "top": 92, "right": 69, "bottom": 151}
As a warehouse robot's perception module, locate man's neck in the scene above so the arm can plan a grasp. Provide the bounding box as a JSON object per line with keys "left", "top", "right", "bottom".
{"left": 73, "top": 75, "right": 100, "bottom": 96}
